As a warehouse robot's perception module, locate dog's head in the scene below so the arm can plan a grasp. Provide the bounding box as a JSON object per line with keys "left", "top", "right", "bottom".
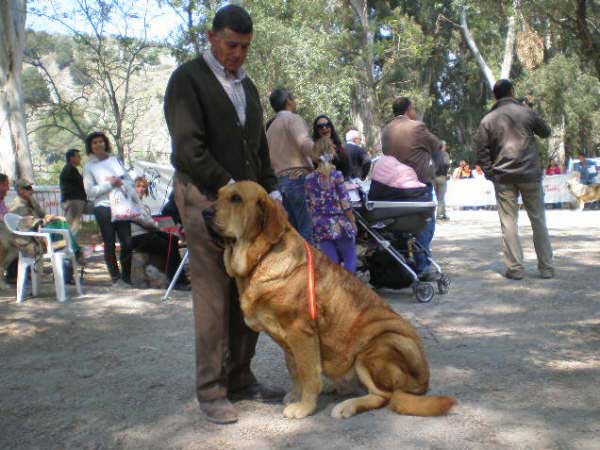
{"left": 566, "top": 173, "right": 584, "bottom": 196}
{"left": 215, "top": 181, "right": 288, "bottom": 244}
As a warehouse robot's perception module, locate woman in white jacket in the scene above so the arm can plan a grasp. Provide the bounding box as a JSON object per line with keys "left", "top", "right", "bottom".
{"left": 83, "top": 132, "right": 133, "bottom": 286}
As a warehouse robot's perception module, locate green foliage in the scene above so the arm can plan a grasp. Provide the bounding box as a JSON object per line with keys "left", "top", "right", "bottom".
{"left": 518, "top": 55, "right": 600, "bottom": 155}
{"left": 243, "top": 0, "right": 354, "bottom": 128}
{"left": 23, "top": 0, "right": 600, "bottom": 168}
{"left": 55, "top": 40, "right": 74, "bottom": 69}
{"left": 22, "top": 67, "right": 50, "bottom": 106}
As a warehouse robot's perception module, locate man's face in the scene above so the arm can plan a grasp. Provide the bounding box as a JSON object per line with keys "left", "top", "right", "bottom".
{"left": 406, "top": 101, "right": 417, "bottom": 120}
{"left": 353, "top": 136, "right": 362, "bottom": 145}
{"left": 579, "top": 155, "right": 586, "bottom": 164}
{"left": 0, "top": 180, "right": 9, "bottom": 198}
{"left": 71, "top": 152, "right": 82, "bottom": 167}
{"left": 208, "top": 28, "right": 253, "bottom": 74}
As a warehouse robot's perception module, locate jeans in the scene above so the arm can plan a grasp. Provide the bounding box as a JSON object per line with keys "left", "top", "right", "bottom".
{"left": 318, "top": 237, "right": 356, "bottom": 273}
{"left": 94, "top": 206, "right": 132, "bottom": 283}
{"left": 278, "top": 175, "right": 312, "bottom": 242}
{"left": 414, "top": 185, "right": 435, "bottom": 274}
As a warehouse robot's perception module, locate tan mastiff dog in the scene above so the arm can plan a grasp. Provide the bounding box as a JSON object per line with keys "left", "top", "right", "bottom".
{"left": 214, "top": 181, "right": 455, "bottom": 419}
{"left": 566, "top": 173, "right": 600, "bottom": 210}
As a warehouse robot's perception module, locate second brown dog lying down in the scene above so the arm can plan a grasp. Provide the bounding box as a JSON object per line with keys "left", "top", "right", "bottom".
{"left": 215, "top": 181, "right": 456, "bottom": 419}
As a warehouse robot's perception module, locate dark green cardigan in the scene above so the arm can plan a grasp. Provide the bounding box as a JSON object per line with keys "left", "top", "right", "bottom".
{"left": 164, "top": 56, "right": 277, "bottom": 197}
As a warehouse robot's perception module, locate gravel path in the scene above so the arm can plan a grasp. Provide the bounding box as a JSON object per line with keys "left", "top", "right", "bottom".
{"left": 1, "top": 209, "right": 599, "bottom": 450}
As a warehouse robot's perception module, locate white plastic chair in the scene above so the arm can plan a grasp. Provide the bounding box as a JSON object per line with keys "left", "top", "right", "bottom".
{"left": 4, "top": 213, "right": 82, "bottom": 303}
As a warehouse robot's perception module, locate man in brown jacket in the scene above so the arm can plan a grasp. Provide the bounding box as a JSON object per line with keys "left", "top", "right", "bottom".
{"left": 382, "top": 97, "right": 441, "bottom": 280}
{"left": 164, "top": 5, "right": 283, "bottom": 424}
{"left": 475, "top": 79, "right": 553, "bottom": 280}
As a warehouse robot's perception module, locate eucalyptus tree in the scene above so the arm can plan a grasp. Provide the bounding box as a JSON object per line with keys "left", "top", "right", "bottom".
{"left": 0, "top": 0, "right": 34, "bottom": 179}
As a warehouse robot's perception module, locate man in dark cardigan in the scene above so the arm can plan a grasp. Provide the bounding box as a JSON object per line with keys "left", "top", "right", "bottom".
{"left": 164, "top": 5, "right": 283, "bottom": 424}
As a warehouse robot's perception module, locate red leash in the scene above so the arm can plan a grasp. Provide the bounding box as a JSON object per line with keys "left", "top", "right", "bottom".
{"left": 303, "top": 240, "right": 318, "bottom": 320}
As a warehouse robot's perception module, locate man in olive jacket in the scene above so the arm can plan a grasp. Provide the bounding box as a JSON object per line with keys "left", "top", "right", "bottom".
{"left": 475, "top": 79, "right": 553, "bottom": 280}
{"left": 164, "top": 5, "right": 282, "bottom": 425}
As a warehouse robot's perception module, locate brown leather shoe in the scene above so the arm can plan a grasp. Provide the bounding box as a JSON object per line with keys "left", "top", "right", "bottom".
{"left": 199, "top": 398, "right": 238, "bottom": 424}
{"left": 228, "top": 383, "right": 285, "bottom": 403}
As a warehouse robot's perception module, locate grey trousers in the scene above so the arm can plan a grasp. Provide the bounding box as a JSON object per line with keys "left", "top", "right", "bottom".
{"left": 173, "top": 176, "right": 258, "bottom": 402}
{"left": 494, "top": 181, "right": 553, "bottom": 274}
{"left": 62, "top": 200, "right": 86, "bottom": 237}
{"left": 433, "top": 175, "right": 448, "bottom": 217}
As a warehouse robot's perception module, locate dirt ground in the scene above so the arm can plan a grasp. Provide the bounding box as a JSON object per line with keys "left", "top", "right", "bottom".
{"left": 1, "top": 209, "right": 599, "bottom": 450}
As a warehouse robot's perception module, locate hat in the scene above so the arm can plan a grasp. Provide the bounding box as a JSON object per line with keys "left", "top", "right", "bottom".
{"left": 15, "top": 179, "right": 33, "bottom": 189}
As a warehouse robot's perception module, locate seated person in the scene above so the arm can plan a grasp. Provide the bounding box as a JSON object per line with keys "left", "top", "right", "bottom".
{"left": 368, "top": 155, "right": 430, "bottom": 201}
{"left": 573, "top": 154, "right": 597, "bottom": 185}
{"left": 132, "top": 177, "right": 190, "bottom": 290}
{"left": 10, "top": 179, "right": 80, "bottom": 257}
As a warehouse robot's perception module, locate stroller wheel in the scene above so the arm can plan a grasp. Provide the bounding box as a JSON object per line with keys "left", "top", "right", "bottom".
{"left": 413, "top": 282, "right": 434, "bottom": 303}
{"left": 437, "top": 273, "right": 450, "bottom": 295}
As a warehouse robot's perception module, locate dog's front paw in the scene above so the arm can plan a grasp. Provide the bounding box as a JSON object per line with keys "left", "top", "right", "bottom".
{"left": 331, "top": 399, "right": 357, "bottom": 419}
{"left": 283, "top": 390, "right": 300, "bottom": 405}
{"left": 283, "top": 401, "right": 316, "bottom": 419}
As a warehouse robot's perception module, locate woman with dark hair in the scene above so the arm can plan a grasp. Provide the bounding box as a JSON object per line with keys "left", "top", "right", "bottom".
{"left": 312, "top": 115, "right": 351, "bottom": 178}
{"left": 83, "top": 131, "right": 133, "bottom": 286}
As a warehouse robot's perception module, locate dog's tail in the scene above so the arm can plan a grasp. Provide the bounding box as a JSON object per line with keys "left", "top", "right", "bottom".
{"left": 389, "top": 390, "right": 456, "bottom": 417}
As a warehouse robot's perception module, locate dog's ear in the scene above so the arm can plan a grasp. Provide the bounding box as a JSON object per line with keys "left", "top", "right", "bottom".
{"left": 259, "top": 194, "right": 287, "bottom": 244}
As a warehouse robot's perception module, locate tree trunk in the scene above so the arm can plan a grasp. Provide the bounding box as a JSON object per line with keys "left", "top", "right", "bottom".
{"left": 460, "top": 5, "right": 496, "bottom": 92}
{"left": 548, "top": 114, "right": 566, "bottom": 168}
{"left": 500, "top": 7, "right": 517, "bottom": 79}
{"left": 0, "top": 0, "right": 33, "bottom": 180}
{"left": 348, "top": 0, "right": 381, "bottom": 152}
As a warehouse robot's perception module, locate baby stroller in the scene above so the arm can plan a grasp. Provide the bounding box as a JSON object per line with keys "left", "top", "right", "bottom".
{"left": 348, "top": 180, "right": 450, "bottom": 303}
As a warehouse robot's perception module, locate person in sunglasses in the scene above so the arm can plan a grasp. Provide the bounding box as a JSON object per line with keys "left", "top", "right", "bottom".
{"left": 312, "top": 115, "right": 351, "bottom": 179}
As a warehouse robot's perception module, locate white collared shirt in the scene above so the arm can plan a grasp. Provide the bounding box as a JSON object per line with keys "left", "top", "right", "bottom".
{"left": 203, "top": 49, "right": 247, "bottom": 126}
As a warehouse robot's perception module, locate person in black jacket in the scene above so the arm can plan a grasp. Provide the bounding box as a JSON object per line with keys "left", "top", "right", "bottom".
{"left": 60, "top": 149, "right": 88, "bottom": 236}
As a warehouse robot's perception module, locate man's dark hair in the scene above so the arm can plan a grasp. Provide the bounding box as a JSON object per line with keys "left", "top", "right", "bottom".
{"left": 493, "top": 79, "right": 513, "bottom": 100}
{"left": 65, "top": 148, "right": 80, "bottom": 163}
{"left": 85, "top": 131, "right": 112, "bottom": 156}
{"left": 212, "top": 5, "right": 253, "bottom": 34}
{"left": 269, "top": 89, "right": 292, "bottom": 113}
{"left": 0, "top": 173, "right": 7, "bottom": 184}
{"left": 392, "top": 97, "right": 411, "bottom": 116}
